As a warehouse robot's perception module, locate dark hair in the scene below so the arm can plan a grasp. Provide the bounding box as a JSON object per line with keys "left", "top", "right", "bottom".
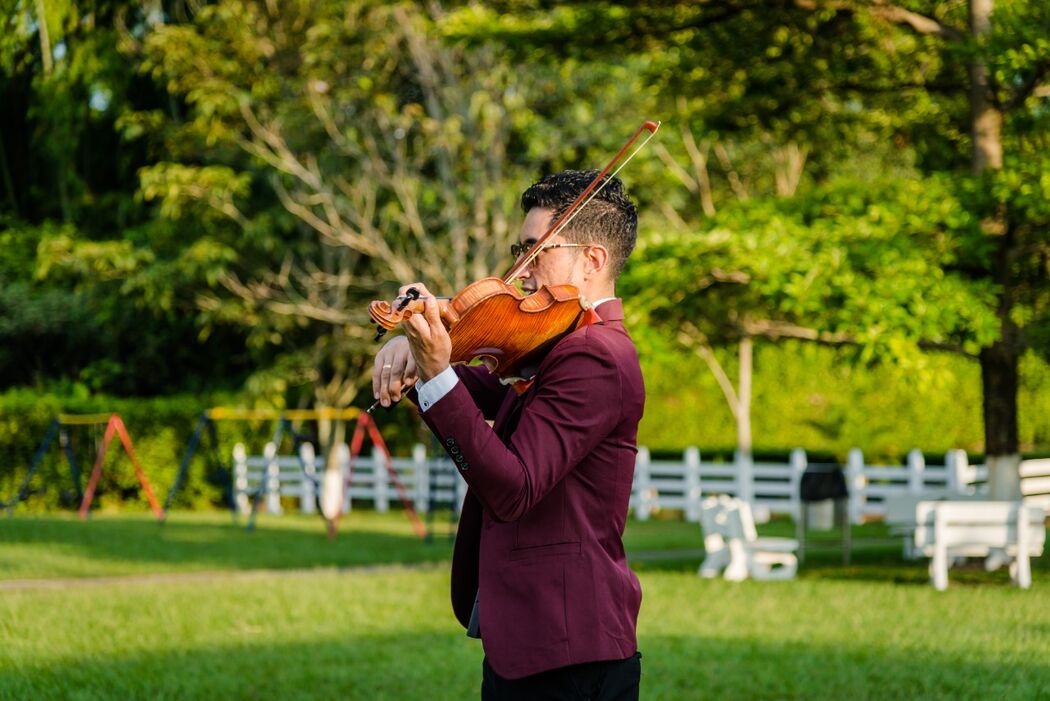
{"left": 520, "top": 169, "right": 638, "bottom": 278}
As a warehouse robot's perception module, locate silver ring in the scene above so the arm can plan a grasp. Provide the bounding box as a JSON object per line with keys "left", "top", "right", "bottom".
{"left": 382, "top": 364, "right": 393, "bottom": 369}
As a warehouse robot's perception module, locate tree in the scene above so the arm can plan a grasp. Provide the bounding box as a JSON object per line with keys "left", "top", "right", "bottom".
{"left": 622, "top": 177, "right": 1000, "bottom": 490}
{"left": 101, "top": 0, "right": 550, "bottom": 452}
{"left": 0, "top": 0, "right": 261, "bottom": 395}
{"left": 451, "top": 1, "right": 1050, "bottom": 492}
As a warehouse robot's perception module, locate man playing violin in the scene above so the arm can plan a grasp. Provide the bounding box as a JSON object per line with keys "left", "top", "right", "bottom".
{"left": 372, "top": 170, "right": 645, "bottom": 701}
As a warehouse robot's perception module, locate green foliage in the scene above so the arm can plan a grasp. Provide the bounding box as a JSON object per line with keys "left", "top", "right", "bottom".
{"left": 624, "top": 176, "right": 1000, "bottom": 367}
{"left": 0, "top": 2, "right": 262, "bottom": 398}
{"left": 119, "top": 0, "right": 573, "bottom": 408}
{"left": 639, "top": 339, "right": 978, "bottom": 460}
{"left": 0, "top": 284, "right": 95, "bottom": 386}
{"left": 1, "top": 0, "right": 1047, "bottom": 475}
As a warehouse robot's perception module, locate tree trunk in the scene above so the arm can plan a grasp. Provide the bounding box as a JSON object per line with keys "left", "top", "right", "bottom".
{"left": 980, "top": 340, "right": 1021, "bottom": 497}
{"left": 683, "top": 331, "right": 754, "bottom": 503}
{"left": 970, "top": 0, "right": 1020, "bottom": 497}
{"left": 737, "top": 335, "right": 753, "bottom": 458}
{"left": 35, "top": 0, "right": 53, "bottom": 76}
{"left": 326, "top": 418, "right": 347, "bottom": 477}
{"left": 315, "top": 410, "right": 348, "bottom": 478}
{"left": 736, "top": 336, "right": 754, "bottom": 505}
{"left": 969, "top": 0, "right": 1003, "bottom": 173}
{"left": 0, "top": 136, "right": 18, "bottom": 216}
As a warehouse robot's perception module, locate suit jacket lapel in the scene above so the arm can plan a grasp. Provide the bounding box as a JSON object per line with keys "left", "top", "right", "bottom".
{"left": 490, "top": 299, "right": 623, "bottom": 441}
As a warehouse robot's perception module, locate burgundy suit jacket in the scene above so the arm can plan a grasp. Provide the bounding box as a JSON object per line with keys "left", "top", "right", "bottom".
{"left": 417, "top": 298, "right": 645, "bottom": 679}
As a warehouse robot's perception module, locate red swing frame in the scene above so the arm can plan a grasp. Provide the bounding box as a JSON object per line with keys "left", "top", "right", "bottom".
{"left": 76, "top": 413, "right": 163, "bottom": 520}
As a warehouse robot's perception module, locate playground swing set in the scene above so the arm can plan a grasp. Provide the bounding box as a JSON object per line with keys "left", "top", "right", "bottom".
{"left": 2, "top": 413, "right": 163, "bottom": 520}
{"left": 5, "top": 408, "right": 428, "bottom": 540}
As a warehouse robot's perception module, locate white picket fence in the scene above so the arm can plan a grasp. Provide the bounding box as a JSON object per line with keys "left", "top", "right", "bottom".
{"left": 232, "top": 442, "right": 466, "bottom": 515}
{"left": 631, "top": 446, "right": 986, "bottom": 524}
{"left": 233, "top": 442, "right": 986, "bottom": 524}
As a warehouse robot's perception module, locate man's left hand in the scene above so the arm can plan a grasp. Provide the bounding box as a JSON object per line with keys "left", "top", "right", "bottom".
{"left": 399, "top": 283, "right": 452, "bottom": 382}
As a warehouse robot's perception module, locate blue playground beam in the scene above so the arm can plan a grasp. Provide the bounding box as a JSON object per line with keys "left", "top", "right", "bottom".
{"left": 162, "top": 413, "right": 235, "bottom": 521}
{"left": 3, "top": 419, "right": 86, "bottom": 513}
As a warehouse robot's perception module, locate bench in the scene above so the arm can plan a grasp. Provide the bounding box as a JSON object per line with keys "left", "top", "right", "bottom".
{"left": 885, "top": 492, "right": 987, "bottom": 559}
{"left": 887, "top": 458, "right": 1050, "bottom": 560}
{"left": 1021, "top": 458, "right": 1050, "bottom": 512}
{"left": 914, "top": 500, "right": 1046, "bottom": 590}
{"left": 699, "top": 495, "right": 798, "bottom": 581}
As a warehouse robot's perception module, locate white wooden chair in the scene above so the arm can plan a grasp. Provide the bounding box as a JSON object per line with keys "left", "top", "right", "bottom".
{"left": 699, "top": 495, "right": 799, "bottom": 581}
{"left": 698, "top": 496, "right": 732, "bottom": 577}
{"left": 914, "top": 500, "right": 1046, "bottom": 591}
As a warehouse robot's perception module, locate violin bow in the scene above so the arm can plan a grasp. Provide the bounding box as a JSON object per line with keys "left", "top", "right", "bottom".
{"left": 503, "top": 120, "right": 661, "bottom": 284}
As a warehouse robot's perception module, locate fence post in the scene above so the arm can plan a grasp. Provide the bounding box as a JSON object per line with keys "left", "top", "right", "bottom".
{"left": 413, "top": 444, "right": 429, "bottom": 514}
{"left": 233, "top": 443, "right": 248, "bottom": 515}
{"left": 789, "top": 448, "right": 807, "bottom": 522}
{"left": 634, "top": 447, "right": 652, "bottom": 521}
{"left": 372, "top": 446, "right": 389, "bottom": 513}
{"left": 735, "top": 449, "right": 754, "bottom": 505}
{"left": 846, "top": 448, "right": 866, "bottom": 525}
{"left": 907, "top": 449, "right": 925, "bottom": 495}
{"left": 945, "top": 449, "right": 970, "bottom": 494}
{"left": 684, "top": 447, "right": 702, "bottom": 523}
{"left": 299, "top": 443, "right": 317, "bottom": 514}
{"left": 264, "top": 441, "right": 282, "bottom": 515}
{"left": 338, "top": 443, "right": 352, "bottom": 514}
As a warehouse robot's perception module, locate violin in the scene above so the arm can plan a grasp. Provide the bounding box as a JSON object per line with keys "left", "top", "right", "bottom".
{"left": 367, "top": 120, "right": 660, "bottom": 395}
{"left": 369, "top": 278, "right": 598, "bottom": 384}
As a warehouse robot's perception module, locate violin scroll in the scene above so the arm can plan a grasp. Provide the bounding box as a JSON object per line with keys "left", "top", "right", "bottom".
{"left": 369, "top": 290, "right": 459, "bottom": 339}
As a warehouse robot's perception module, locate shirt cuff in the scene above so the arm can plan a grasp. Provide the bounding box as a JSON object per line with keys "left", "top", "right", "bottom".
{"left": 416, "top": 365, "right": 459, "bottom": 412}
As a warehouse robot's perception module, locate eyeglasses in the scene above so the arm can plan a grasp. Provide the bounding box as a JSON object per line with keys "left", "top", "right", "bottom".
{"left": 510, "top": 242, "right": 587, "bottom": 259}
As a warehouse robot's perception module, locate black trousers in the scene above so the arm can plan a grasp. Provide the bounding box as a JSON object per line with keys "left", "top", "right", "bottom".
{"left": 481, "top": 652, "right": 641, "bottom": 701}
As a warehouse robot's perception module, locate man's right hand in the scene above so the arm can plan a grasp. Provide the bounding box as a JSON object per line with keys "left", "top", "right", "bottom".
{"left": 372, "top": 336, "right": 419, "bottom": 408}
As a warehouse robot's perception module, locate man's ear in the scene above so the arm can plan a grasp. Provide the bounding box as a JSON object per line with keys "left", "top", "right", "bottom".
{"left": 584, "top": 244, "right": 610, "bottom": 279}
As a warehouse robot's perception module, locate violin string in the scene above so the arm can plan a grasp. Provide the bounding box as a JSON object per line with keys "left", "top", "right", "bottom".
{"left": 505, "top": 122, "right": 661, "bottom": 282}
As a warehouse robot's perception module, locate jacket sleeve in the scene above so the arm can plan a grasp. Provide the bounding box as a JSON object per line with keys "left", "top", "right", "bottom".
{"left": 453, "top": 364, "right": 511, "bottom": 421}
{"left": 420, "top": 334, "right": 621, "bottom": 522}
{"left": 408, "top": 363, "right": 509, "bottom": 422}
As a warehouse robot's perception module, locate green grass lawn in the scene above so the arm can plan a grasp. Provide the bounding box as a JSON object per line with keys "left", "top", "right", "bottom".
{"left": 0, "top": 510, "right": 456, "bottom": 580}
{"left": 2, "top": 511, "right": 1049, "bottom": 699}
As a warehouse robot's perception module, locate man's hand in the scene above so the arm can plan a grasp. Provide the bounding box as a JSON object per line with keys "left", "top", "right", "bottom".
{"left": 399, "top": 283, "right": 453, "bottom": 382}
{"left": 372, "top": 335, "right": 418, "bottom": 408}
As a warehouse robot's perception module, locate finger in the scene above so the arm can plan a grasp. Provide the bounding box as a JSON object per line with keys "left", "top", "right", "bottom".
{"left": 395, "top": 355, "right": 419, "bottom": 401}
{"left": 400, "top": 317, "right": 419, "bottom": 348}
{"left": 403, "top": 311, "right": 431, "bottom": 343}
{"left": 397, "top": 282, "right": 430, "bottom": 301}
{"left": 386, "top": 350, "right": 411, "bottom": 399}
{"left": 372, "top": 349, "right": 391, "bottom": 399}
{"left": 373, "top": 339, "right": 400, "bottom": 397}
{"left": 423, "top": 294, "right": 441, "bottom": 329}
{"left": 378, "top": 360, "right": 396, "bottom": 407}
